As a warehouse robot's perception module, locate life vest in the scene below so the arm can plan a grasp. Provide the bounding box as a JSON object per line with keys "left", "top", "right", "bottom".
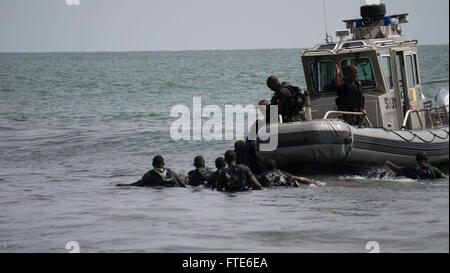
{"left": 151, "top": 168, "right": 178, "bottom": 186}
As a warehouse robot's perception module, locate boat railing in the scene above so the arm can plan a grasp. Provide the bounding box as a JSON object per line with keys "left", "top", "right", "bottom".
{"left": 402, "top": 105, "right": 449, "bottom": 130}
{"left": 301, "top": 49, "right": 336, "bottom": 56}
{"left": 302, "top": 44, "right": 375, "bottom": 56}
{"left": 374, "top": 39, "right": 418, "bottom": 48}
{"left": 323, "top": 111, "right": 373, "bottom": 128}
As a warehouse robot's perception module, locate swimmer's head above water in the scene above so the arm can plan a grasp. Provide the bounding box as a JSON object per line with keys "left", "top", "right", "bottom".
{"left": 152, "top": 155, "right": 165, "bottom": 169}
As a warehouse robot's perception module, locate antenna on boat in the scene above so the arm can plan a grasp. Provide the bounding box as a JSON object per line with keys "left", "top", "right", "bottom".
{"left": 322, "top": 0, "right": 332, "bottom": 43}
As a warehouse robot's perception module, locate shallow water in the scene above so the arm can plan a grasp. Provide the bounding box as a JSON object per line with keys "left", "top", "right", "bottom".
{"left": 0, "top": 176, "right": 448, "bottom": 253}
{"left": 0, "top": 46, "right": 448, "bottom": 253}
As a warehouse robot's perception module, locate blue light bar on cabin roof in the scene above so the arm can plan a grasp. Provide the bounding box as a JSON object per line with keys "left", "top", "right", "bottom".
{"left": 356, "top": 19, "right": 363, "bottom": 28}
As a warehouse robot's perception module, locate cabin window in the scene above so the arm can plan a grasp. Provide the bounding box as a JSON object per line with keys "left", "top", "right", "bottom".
{"left": 413, "top": 54, "right": 420, "bottom": 84}
{"left": 309, "top": 61, "right": 337, "bottom": 93}
{"left": 406, "top": 55, "right": 415, "bottom": 87}
{"left": 381, "top": 56, "right": 394, "bottom": 90}
{"left": 340, "top": 58, "right": 376, "bottom": 89}
{"left": 342, "top": 42, "right": 365, "bottom": 49}
{"left": 317, "top": 44, "right": 337, "bottom": 51}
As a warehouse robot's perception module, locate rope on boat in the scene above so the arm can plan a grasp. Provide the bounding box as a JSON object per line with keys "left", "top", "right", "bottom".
{"left": 382, "top": 128, "right": 449, "bottom": 144}
{"left": 431, "top": 129, "right": 450, "bottom": 140}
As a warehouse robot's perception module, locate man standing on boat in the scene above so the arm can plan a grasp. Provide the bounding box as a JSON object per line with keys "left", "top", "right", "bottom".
{"left": 266, "top": 76, "right": 306, "bottom": 123}
{"left": 334, "top": 64, "right": 367, "bottom": 126}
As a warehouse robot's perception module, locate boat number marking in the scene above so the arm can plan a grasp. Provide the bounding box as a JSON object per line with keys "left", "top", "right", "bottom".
{"left": 384, "top": 97, "right": 396, "bottom": 110}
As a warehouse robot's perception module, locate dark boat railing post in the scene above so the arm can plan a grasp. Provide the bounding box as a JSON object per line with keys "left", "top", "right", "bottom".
{"left": 436, "top": 107, "right": 443, "bottom": 127}
{"left": 442, "top": 106, "right": 449, "bottom": 124}
{"left": 426, "top": 108, "right": 434, "bottom": 128}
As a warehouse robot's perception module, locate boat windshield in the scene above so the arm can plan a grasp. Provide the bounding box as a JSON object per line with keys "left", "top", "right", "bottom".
{"left": 340, "top": 58, "right": 376, "bottom": 89}
{"left": 309, "top": 58, "right": 376, "bottom": 93}
{"left": 309, "top": 61, "right": 337, "bottom": 93}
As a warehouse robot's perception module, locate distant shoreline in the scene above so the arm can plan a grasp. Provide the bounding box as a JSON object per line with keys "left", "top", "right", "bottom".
{"left": 0, "top": 44, "right": 448, "bottom": 54}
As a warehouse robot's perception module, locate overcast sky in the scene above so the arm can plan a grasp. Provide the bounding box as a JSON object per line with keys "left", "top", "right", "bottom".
{"left": 0, "top": 0, "right": 448, "bottom": 52}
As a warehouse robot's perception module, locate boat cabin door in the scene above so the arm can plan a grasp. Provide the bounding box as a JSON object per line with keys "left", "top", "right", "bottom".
{"left": 391, "top": 49, "right": 421, "bottom": 129}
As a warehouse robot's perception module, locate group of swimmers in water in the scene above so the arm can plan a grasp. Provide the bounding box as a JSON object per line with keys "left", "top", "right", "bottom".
{"left": 116, "top": 141, "right": 447, "bottom": 191}
{"left": 116, "top": 140, "right": 323, "bottom": 191}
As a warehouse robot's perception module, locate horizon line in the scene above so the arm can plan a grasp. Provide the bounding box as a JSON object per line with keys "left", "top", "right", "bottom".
{"left": 0, "top": 43, "right": 449, "bottom": 54}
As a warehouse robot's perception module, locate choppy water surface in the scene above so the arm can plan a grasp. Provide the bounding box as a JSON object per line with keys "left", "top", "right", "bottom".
{"left": 0, "top": 46, "right": 448, "bottom": 252}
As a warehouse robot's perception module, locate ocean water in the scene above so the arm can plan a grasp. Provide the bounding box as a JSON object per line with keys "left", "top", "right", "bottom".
{"left": 0, "top": 46, "right": 448, "bottom": 253}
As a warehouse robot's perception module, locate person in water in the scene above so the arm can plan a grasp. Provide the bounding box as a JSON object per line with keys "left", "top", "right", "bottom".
{"left": 267, "top": 76, "right": 305, "bottom": 123}
{"left": 234, "top": 139, "right": 263, "bottom": 176}
{"left": 216, "top": 150, "right": 263, "bottom": 192}
{"left": 245, "top": 100, "right": 270, "bottom": 175}
{"left": 206, "top": 157, "right": 227, "bottom": 190}
{"left": 234, "top": 140, "right": 249, "bottom": 166}
{"left": 116, "top": 155, "right": 186, "bottom": 187}
{"left": 248, "top": 99, "right": 270, "bottom": 140}
{"left": 334, "top": 64, "right": 367, "bottom": 126}
{"left": 257, "top": 159, "right": 321, "bottom": 187}
{"left": 245, "top": 100, "right": 277, "bottom": 175}
{"left": 385, "top": 152, "right": 449, "bottom": 180}
{"left": 187, "top": 155, "right": 213, "bottom": 186}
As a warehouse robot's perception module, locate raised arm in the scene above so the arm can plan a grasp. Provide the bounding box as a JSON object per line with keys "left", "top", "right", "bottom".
{"left": 335, "top": 64, "right": 341, "bottom": 88}
{"left": 384, "top": 161, "right": 403, "bottom": 175}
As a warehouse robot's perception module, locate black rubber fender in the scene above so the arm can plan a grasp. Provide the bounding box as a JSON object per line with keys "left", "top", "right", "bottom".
{"left": 360, "top": 4, "right": 386, "bottom": 18}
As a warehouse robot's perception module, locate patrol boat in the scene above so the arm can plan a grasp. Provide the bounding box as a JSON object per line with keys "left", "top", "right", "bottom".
{"left": 256, "top": 3, "right": 449, "bottom": 170}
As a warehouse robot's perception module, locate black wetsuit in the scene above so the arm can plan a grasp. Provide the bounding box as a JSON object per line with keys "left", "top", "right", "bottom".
{"left": 235, "top": 148, "right": 248, "bottom": 166}
{"left": 335, "top": 79, "right": 365, "bottom": 125}
{"left": 235, "top": 140, "right": 263, "bottom": 176}
{"left": 336, "top": 79, "right": 365, "bottom": 112}
{"left": 400, "top": 162, "right": 444, "bottom": 180}
{"left": 271, "top": 83, "right": 305, "bottom": 122}
{"left": 245, "top": 141, "right": 263, "bottom": 175}
{"left": 188, "top": 167, "right": 213, "bottom": 186}
{"left": 217, "top": 164, "right": 255, "bottom": 192}
{"left": 125, "top": 168, "right": 185, "bottom": 187}
{"left": 271, "top": 86, "right": 293, "bottom": 122}
{"left": 206, "top": 169, "right": 225, "bottom": 190}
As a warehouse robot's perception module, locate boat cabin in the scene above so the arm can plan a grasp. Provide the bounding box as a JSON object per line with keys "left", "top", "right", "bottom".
{"left": 301, "top": 4, "right": 448, "bottom": 130}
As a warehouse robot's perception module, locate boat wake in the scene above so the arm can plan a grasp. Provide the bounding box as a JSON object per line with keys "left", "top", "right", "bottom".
{"left": 338, "top": 167, "right": 416, "bottom": 183}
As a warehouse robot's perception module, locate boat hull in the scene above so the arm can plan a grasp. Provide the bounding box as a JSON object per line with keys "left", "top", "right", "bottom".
{"left": 256, "top": 120, "right": 449, "bottom": 169}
